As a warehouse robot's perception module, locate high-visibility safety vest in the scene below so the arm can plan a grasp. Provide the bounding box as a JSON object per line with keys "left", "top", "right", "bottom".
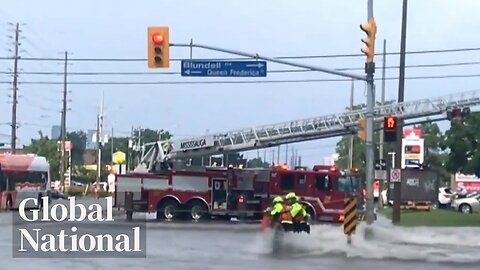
{"left": 290, "top": 202, "right": 307, "bottom": 222}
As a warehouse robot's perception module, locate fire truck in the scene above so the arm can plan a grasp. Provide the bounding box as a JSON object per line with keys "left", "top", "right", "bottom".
{"left": 114, "top": 164, "right": 364, "bottom": 223}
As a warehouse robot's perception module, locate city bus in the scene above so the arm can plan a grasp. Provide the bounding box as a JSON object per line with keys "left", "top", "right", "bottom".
{"left": 0, "top": 154, "right": 51, "bottom": 210}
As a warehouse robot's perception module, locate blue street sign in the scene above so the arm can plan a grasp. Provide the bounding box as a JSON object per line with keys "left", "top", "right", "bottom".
{"left": 181, "top": 60, "right": 267, "bottom": 77}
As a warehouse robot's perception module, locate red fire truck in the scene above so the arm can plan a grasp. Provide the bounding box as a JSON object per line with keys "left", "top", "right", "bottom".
{"left": 114, "top": 164, "right": 364, "bottom": 223}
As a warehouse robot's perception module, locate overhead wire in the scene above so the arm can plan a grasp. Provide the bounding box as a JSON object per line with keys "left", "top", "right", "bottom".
{"left": 1, "top": 60, "right": 479, "bottom": 76}
{"left": 1, "top": 73, "right": 480, "bottom": 85}
{"left": 0, "top": 46, "right": 479, "bottom": 62}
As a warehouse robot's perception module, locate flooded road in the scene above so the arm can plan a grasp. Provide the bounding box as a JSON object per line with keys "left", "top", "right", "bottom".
{"left": 1, "top": 212, "right": 480, "bottom": 270}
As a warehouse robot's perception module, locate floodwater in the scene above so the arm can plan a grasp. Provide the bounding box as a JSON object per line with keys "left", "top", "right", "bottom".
{"left": 1, "top": 211, "right": 479, "bottom": 270}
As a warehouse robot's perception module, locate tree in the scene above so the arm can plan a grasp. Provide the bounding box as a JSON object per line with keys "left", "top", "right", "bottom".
{"left": 247, "top": 157, "right": 270, "bottom": 168}
{"left": 442, "top": 112, "right": 480, "bottom": 177}
{"left": 66, "top": 131, "right": 87, "bottom": 166}
{"left": 413, "top": 122, "right": 450, "bottom": 184}
{"left": 23, "top": 131, "right": 60, "bottom": 180}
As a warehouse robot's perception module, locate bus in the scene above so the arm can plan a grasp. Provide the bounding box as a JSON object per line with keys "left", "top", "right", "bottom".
{"left": 0, "top": 154, "right": 51, "bottom": 210}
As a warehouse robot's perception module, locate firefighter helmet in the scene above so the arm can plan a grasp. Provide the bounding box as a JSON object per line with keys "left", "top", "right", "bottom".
{"left": 272, "top": 196, "right": 283, "bottom": 203}
{"left": 285, "top": 192, "right": 298, "bottom": 202}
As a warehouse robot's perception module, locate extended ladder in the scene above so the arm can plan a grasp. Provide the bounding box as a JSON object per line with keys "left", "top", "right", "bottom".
{"left": 136, "top": 89, "right": 480, "bottom": 172}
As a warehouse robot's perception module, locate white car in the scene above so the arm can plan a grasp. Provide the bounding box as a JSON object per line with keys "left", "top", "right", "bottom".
{"left": 451, "top": 194, "right": 480, "bottom": 214}
{"left": 438, "top": 187, "right": 454, "bottom": 207}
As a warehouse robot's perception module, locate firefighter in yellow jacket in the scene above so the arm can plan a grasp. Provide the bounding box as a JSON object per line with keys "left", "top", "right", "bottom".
{"left": 285, "top": 192, "right": 310, "bottom": 233}
{"left": 267, "top": 195, "right": 293, "bottom": 230}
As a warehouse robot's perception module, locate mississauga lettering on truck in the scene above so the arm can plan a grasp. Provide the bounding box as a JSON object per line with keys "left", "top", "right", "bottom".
{"left": 176, "top": 135, "right": 214, "bottom": 150}
{"left": 180, "top": 138, "right": 207, "bottom": 149}
{"left": 13, "top": 196, "right": 145, "bottom": 257}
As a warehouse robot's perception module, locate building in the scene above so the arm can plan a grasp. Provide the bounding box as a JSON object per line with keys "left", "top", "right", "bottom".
{"left": 51, "top": 125, "right": 61, "bottom": 139}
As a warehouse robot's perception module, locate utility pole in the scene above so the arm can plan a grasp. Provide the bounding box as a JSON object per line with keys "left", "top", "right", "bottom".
{"left": 96, "top": 92, "right": 104, "bottom": 192}
{"left": 393, "top": 0, "right": 409, "bottom": 224}
{"left": 348, "top": 79, "right": 354, "bottom": 169}
{"left": 10, "top": 23, "right": 20, "bottom": 154}
{"left": 111, "top": 127, "right": 114, "bottom": 167}
{"left": 60, "top": 51, "right": 68, "bottom": 191}
{"left": 378, "top": 39, "right": 387, "bottom": 209}
{"left": 363, "top": 0, "right": 377, "bottom": 225}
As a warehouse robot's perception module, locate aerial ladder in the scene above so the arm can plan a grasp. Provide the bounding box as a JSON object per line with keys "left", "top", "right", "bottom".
{"left": 135, "top": 89, "right": 480, "bottom": 173}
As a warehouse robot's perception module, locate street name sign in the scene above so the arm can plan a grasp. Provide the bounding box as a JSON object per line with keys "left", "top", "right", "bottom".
{"left": 181, "top": 60, "right": 267, "bottom": 77}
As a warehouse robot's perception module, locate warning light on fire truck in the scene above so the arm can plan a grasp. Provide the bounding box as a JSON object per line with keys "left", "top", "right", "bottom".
{"left": 360, "top": 17, "right": 377, "bottom": 63}
{"left": 238, "top": 195, "right": 245, "bottom": 204}
{"left": 357, "top": 117, "right": 366, "bottom": 142}
{"left": 383, "top": 115, "right": 397, "bottom": 142}
{"left": 147, "top": 26, "right": 169, "bottom": 68}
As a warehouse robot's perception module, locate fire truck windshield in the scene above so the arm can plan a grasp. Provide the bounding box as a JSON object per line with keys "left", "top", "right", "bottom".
{"left": 337, "top": 175, "right": 361, "bottom": 193}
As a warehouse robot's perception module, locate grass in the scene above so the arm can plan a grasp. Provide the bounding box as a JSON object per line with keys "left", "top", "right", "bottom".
{"left": 377, "top": 207, "right": 480, "bottom": 227}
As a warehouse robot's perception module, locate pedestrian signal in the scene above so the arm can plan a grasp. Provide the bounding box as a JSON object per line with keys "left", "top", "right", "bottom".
{"left": 383, "top": 115, "right": 397, "bottom": 142}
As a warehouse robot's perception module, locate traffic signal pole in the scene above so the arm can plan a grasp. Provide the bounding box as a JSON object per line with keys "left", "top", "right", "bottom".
{"left": 170, "top": 43, "right": 366, "bottom": 81}
{"left": 363, "top": 0, "right": 377, "bottom": 226}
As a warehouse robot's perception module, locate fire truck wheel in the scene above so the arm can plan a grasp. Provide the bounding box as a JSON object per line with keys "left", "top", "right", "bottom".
{"left": 305, "top": 206, "right": 315, "bottom": 223}
{"left": 188, "top": 201, "right": 208, "bottom": 221}
{"left": 157, "top": 199, "right": 180, "bottom": 220}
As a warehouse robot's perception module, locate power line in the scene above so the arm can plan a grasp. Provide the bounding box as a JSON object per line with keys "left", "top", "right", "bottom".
{"left": 3, "top": 73, "right": 480, "bottom": 85}
{"left": 2, "top": 60, "right": 479, "bottom": 76}
{"left": 0, "top": 46, "right": 479, "bottom": 62}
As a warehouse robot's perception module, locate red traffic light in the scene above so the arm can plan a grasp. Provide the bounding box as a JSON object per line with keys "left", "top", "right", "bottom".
{"left": 152, "top": 33, "right": 164, "bottom": 45}
{"left": 384, "top": 116, "right": 397, "bottom": 130}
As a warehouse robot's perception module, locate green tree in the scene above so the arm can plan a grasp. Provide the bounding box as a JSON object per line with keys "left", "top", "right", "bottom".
{"left": 66, "top": 131, "right": 87, "bottom": 166}
{"left": 23, "top": 131, "right": 60, "bottom": 180}
{"left": 247, "top": 157, "right": 270, "bottom": 168}
{"left": 414, "top": 121, "right": 450, "bottom": 184}
{"left": 442, "top": 112, "right": 480, "bottom": 176}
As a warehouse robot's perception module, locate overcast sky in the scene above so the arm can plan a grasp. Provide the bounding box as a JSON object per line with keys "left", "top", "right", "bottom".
{"left": 1, "top": 0, "right": 479, "bottom": 166}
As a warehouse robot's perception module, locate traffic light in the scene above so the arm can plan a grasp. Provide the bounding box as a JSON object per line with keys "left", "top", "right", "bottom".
{"left": 357, "top": 117, "right": 366, "bottom": 141}
{"left": 147, "top": 26, "right": 169, "bottom": 68}
{"left": 383, "top": 115, "right": 397, "bottom": 142}
{"left": 360, "top": 17, "right": 377, "bottom": 63}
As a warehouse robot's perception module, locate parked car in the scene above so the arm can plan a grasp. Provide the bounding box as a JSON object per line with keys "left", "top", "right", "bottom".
{"left": 438, "top": 187, "right": 454, "bottom": 208}
{"left": 451, "top": 194, "right": 480, "bottom": 214}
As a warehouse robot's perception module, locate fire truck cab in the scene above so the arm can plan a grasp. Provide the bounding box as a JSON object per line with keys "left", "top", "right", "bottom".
{"left": 114, "top": 163, "right": 364, "bottom": 223}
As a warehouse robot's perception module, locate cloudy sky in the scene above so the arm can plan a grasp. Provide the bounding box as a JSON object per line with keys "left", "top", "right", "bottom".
{"left": 0, "top": 0, "right": 479, "bottom": 166}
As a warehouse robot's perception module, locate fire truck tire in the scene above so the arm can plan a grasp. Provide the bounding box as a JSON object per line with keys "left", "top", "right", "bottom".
{"left": 187, "top": 200, "right": 209, "bottom": 221}
{"left": 157, "top": 199, "right": 180, "bottom": 220}
{"left": 304, "top": 205, "right": 315, "bottom": 223}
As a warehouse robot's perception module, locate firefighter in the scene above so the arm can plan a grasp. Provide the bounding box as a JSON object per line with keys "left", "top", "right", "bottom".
{"left": 267, "top": 196, "right": 284, "bottom": 220}
{"left": 266, "top": 195, "right": 293, "bottom": 230}
{"left": 285, "top": 192, "right": 309, "bottom": 233}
